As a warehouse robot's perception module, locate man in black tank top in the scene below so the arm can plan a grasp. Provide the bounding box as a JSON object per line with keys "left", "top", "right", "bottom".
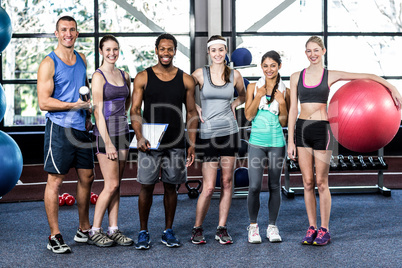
{"left": 130, "top": 33, "right": 198, "bottom": 249}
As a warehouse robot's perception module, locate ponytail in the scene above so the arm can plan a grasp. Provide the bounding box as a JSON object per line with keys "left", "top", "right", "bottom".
{"left": 267, "top": 73, "right": 281, "bottom": 105}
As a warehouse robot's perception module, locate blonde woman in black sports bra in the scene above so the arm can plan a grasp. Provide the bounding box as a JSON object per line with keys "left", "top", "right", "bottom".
{"left": 287, "top": 36, "right": 402, "bottom": 246}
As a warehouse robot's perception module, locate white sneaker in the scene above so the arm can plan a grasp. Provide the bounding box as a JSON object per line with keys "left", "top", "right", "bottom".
{"left": 267, "top": 225, "right": 282, "bottom": 242}
{"left": 247, "top": 224, "right": 262, "bottom": 244}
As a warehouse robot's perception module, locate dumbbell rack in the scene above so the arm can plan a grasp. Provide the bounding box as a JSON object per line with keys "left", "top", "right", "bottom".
{"left": 281, "top": 148, "right": 391, "bottom": 198}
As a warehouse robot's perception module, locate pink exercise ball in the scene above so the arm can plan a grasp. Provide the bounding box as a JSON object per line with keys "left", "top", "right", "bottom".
{"left": 328, "top": 79, "right": 401, "bottom": 152}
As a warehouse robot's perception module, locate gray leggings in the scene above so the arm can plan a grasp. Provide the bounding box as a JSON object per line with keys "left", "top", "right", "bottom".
{"left": 247, "top": 144, "right": 285, "bottom": 225}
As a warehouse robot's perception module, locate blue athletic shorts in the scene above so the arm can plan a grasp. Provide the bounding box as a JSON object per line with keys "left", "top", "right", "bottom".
{"left": 44, "top": 119, "right": 94, "bottom": 174}
{"left": 137, "top": 148, "right": 187, "bottom": 185}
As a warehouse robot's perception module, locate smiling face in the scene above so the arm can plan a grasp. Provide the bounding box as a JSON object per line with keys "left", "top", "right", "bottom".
{"left": 155, "top": 39, "right": 176, "bottom": 68}
{"left": 305, "top": 41, "right": 326, "bottom": 65}
{"left": 55, "top": 20, "right": 78, "bottom": 49}
{"left": 100, "top": 40, "right": 119, "bottom": 64}
{"left": 208, "top": 44, "right": 227, "bottom": 64}
{"left": 261, "top": 57, "right": 281, "bottom": 80}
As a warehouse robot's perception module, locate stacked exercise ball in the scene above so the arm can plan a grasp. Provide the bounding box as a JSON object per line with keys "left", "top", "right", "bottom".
{"left": 0, "top": 130, "right": 23, "bottom": 197}
{"left": 0, "top": 7, "right": 12, "bottom": 53}
{"left": 328, "top": 79, "right": 401, "bottom": 152}
{"left": 0, "top": 8, "right": 20, "bottom": 198}
{"left": 0, "top": 84, "right": 6, "bottom": 122}
{"left": 231, "top": 48, "right": 252, "bottom": 67}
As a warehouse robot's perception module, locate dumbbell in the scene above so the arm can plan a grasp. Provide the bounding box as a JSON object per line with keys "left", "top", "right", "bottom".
{"left": 329, "top": 155, "right": 338, "bottom": 170}
{"left": 368, "top": 156, "right": 376, "bottom": 168}
{"left": 357, "top": 155, "right": 367, "bottom": 169}
{"left": 289, "top": 159, "right": 298, "bottom": 172}
{"left": 58, "top": 195, "right": 66, "bottom": 206}
{"left": 377, "top": 156, "right": 388, "bottom": 169}
{"left": 348, "top": 155, "right": 357, "bottom": 169}
{"left": 185, "top": 180, "right": 202, "bottom": 199}
{"left": 65, "top": 194, "right": 75, "bottom": 206}
{"left": 337, "top": 155, "right": 348, "bottom": 169}
{"left": 90, "top": 192, "right": 99, "bottom": 205}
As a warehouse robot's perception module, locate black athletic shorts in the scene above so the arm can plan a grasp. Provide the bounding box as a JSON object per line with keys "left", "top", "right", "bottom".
{"left": 295, "top": 119, "right": 334, "bottom": 151}
{"left": 200, "top": 132, "right": 239, "bottom": 162}
{"left": 95, "top": 132, "right": 131, "bottom": 154}
{"left": 44, "top": 120, "right": 94, "bottom": 174}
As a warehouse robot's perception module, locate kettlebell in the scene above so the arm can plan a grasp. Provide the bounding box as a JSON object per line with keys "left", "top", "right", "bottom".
{"left": 185, "top": 180, "right": 202, "bottom": 199}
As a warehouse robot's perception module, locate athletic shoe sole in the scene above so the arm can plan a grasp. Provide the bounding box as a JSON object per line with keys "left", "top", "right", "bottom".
{"left": 191, "top": 239, "right": 206, "bottom": 245}
{"left": 161, "top": 240, "right": 180, "bottom": 247}
{"left": 135, "top": 244, "right": 150, "bottom": 250}
{"left": 47, "top": 243, "right": 71, "bottom": 254}
{"left": 74, "top": 235, "right": 88, "bottom": 243}
{"left": 248, "top": 239, "right": 262, "bottom": 244}
{"left": 313, "top": 239, "right": 331, "bottom": 246}
{"left": 215, "top": 235, "right": 233, "bottom": 245}
{"left": 87, "top": 239, "right": 114, "bottom": 247}
{"left": 268, "top": 237, "right": 282, "bottom": 243}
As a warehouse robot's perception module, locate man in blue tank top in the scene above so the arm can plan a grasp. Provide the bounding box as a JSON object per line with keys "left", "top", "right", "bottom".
{"left": 37, "top": 15, "right": 94, "bottom": 254}
{"left": 130, "top": 33, "right": 198, "bottom": 249}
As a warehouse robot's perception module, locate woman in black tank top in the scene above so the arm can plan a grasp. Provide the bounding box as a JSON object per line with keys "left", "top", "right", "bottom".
{"left": 287, "top": 36, "right": 402, "bottom": 246}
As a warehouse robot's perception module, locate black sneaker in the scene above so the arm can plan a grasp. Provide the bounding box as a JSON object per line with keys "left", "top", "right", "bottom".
{"left": 47, "top": 234, "right": 72, "bottom": 254}
{"left": 215, "top": 226, "right": 233, "bottom": 245}
{"left": 191, "top": 226, "right": 206, "bottom": 244}
{"left": 74, "top": 228, "right": 89, "bottom": 243}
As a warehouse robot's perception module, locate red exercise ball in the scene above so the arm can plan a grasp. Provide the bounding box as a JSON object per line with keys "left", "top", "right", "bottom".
{"left": 328, "top": 79, "right": 401, "bottom": 152}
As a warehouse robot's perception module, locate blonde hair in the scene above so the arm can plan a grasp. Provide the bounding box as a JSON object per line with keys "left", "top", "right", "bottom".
{"left": 305, "top": 36, "right": 326, "bottom": 50}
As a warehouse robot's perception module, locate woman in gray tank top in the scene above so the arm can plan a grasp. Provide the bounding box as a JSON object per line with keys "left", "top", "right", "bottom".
{"left": 190, "top": 35, "right": 246, "bottom": 245}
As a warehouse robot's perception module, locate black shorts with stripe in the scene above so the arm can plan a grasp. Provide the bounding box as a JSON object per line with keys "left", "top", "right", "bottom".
{"left": 44, "top": 120, "right": 94, "bottom": 174}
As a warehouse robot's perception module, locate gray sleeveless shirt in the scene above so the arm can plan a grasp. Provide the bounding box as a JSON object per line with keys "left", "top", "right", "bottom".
{"left": 199, "top": 66, "right": 239, "bottom": 139}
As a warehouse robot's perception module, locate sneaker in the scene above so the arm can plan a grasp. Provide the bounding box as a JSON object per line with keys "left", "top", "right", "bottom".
{"left": 247, "top": 224, "right": 262, "bottom": 244}
{"left": 267, "top": 225, "right": 282, "bottom": 243}
{"left": 108, "top": 230, "right": 134, "bottom": 246}
{"left": 47, "top": 234, "right": 72, "bottom": 254}
{"left": 135, "top": 230, "right": 151, "bottom": 250}
{"left": 87, "top": 228, "right": 115, "bottom": 247}
{"left": 302, "top": 226, "right": 317, "bottom": 245}
{"left": 215, "top": 226, "right": 233, "bottom": 245}
{"left": 161, "top": 229, "right": 181, "bottom": 247}
{"left": 313, "top": 227, "right": 331, "bottom": 246}
{"left": 74, "top": 228, "right": 89, "bottom": 243}
{"left": 191, "top": 226, "right": 206, "bottom": 244}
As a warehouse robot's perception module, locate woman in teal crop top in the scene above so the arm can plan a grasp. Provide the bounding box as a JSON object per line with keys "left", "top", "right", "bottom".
{"left": 244, "top": 51, "right": 290, "bottom": 243}
{"left": 287, "top": 36, "right": 402, "bottom": 246}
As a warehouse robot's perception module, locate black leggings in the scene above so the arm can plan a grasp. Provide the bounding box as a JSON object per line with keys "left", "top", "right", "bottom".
{"left": 247, "top": 144, "right": 285, "bottom": 224}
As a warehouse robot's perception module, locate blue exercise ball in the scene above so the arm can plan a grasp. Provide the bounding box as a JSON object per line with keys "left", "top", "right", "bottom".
{"left": 0, "top": 7, "right": 12, "bottom": 53}
{"left": 231, "top": 48, "right": 252, "bottom": 67}
{"left": 0, "top": 84, "right": 6, "bottom": 122}
{"left": 234, "top": 167, "right": 249, "bottom": 188}
{"left": 0, "top": 130, "right": 23, "bottom": 197}
{"left": 225, "top": 54, "right": 230, "bottom": 65}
